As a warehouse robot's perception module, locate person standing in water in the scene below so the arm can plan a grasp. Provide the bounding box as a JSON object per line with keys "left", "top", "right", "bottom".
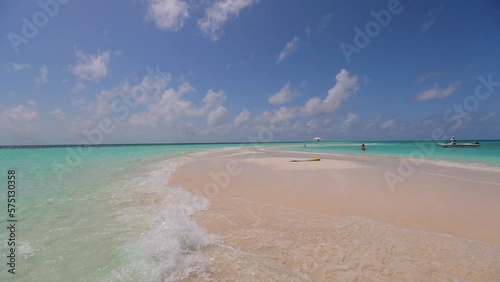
{"left": 361, "top": 144, "right": 366, "bottom": 152}
{"left": 450, "top": 136, "right": 456, "bottom": 146}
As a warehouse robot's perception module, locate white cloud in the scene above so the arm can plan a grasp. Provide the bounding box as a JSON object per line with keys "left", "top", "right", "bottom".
{"left": 95, "top": 90, "right": 119, "bottom": 117}
{"left": 277, "top": 37, "right": 299, "bottom": 63}
{"left": 366, "top": 115, "right": 382, "bottom": 129}
{"left": 234, "top": 109, "right": 251, "bottom": 127}
{"left": 306, "top": 119, "right": 319, "bottom": 131}
{"left": 0, "top": 102, "right": 40, "bottom": 143}
{"left": 420, "top": 19, "right": 435, "bottom": 33}
{"left": 300, "top": 69, "right": 359, "bottom": 116}
{"left": 316, "top": 14, "right": 332, "bottom": 34}
{"left": 253, "top": 107, "right": 294, "bottom": 130}
{"left": 207, "top": 106, "right": 228, "bottom": 125}
{"left": 3, "top": 105, "right": 38, "bottom": 122}
{"left": 35, "top": 65, "right": 48, "bottom": 84}
{"left": 420, "top": 6, "right": 444, "bottom": 33}
{"left": 268, "top": 82, "right": 295, "bottom": 105}
{"left": 130, "top": 82, "right": 227, "bottom": 127}
{"left": 480, "top": 112, "right": 497, "bottom": 122}
{"left": 8, "top": 72, "right": 250, "bottom": 143}
{"left": 120, "top": 72, "right": 173, "bottom": 105}
{"left": 72, "top": 82, "right": 86, "bottom": 93}
{"left": 198, "top": 0, "right": 259, "bottom": 41}
{"left": 9, "top": 63, "right": 32, "bottom": 71}
{"left": 289, "top": 121, "right": 301, "bottom": 131}
{"left": 380, "top": 118, "right": 395, "bottom": 129}
{"left": 129, "top": 111, "right": 159, "bottom": 127}
{"left": 0, "top": 103, "right": 39, "bottom": 128}
{"left": 416, "top": 81, "right": 461, "bottom": 101}
{"left": 51, "top": 108, "right": 67, "bottom": 121}
{"left": 202, "top": 89, "right": 226, "bottom": 111}
{"left": 29, "top": 67, "right": 367, "bottom": 142}
{"left": 146, "top": 0, "right": 190, "bottom": 31}
{"left": 113, "top": 50, "right": 124, "bottom": 56}
{"left": 421, "top": 118, "right": 437, "bottom": 126}
{"left": 341, "top": 113, "right": 358, "bottom": 132}
{"left": 72, "top": 71, "right": 172, "bottom": 121}
{"left": 72, "top": 48, "right": 111, "bottom": 82}
{"left": 447, "top": 113, "right": 472, "bottom": 131}
{"left": 253, "top": 69, "right": 359, "bottom": 131}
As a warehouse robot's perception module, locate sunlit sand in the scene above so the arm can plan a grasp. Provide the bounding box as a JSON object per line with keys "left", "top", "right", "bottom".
{"left": 171, "top": 147, "right": 500, "bottom": 281}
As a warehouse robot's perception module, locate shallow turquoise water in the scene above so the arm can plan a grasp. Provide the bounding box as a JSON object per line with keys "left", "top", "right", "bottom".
{"left": 0, "top": 144, "right": 238, "bottom": 281}
{"left": 282, "top": 140, "right": 500, "bottom": 167}
{"left": 0, "top": 141, "right": 498, "bottom": 281}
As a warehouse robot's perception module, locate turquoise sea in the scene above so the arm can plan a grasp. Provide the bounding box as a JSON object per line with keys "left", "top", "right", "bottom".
{"left": 285, "top": 140, "right": 500, "bottom": 168}
{"left": 0, "top": 140, "right": 499, "bottom": 281}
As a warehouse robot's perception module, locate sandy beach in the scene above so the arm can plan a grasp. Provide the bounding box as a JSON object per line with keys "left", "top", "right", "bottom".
{"left": 170, "top": 147, "right": 500, "bottom": 281}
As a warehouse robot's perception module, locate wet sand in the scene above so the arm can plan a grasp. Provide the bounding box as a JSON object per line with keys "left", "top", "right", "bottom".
{"left": 170, "top": 147, "right": 500, "bottom": 281}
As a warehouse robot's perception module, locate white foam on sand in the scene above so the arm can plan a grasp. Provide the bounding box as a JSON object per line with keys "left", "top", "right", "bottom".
{"left": 102, "top": 159, "right": 218, "bottom": 282}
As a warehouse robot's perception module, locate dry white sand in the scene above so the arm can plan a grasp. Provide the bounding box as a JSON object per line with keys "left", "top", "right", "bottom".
{"left": 170, "top": 147, "right": 500, "bottom": 281}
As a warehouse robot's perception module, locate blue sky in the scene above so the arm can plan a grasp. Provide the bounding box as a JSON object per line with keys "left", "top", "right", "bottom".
{"left": 1, "top": 0, "right": 499, "bottom": 145}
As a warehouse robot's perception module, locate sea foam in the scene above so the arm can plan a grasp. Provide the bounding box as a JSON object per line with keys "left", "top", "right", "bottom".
{"left": 102, "top": 158, "right": 218, "bottom": 281}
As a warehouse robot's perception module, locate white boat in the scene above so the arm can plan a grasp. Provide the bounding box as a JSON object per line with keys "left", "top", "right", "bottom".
{"left": 438, "top": 142, "right": 480, "bottom": 148}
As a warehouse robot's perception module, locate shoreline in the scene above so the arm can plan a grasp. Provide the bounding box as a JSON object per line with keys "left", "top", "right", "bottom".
{"left": 169, "top": 147, "right": 500, "bottom": 280}
{"left": 278, "top": 146, "right": 500, "bottom": 172}
{"left": 172, "top": 147, "right": 500, "bottom": 245}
